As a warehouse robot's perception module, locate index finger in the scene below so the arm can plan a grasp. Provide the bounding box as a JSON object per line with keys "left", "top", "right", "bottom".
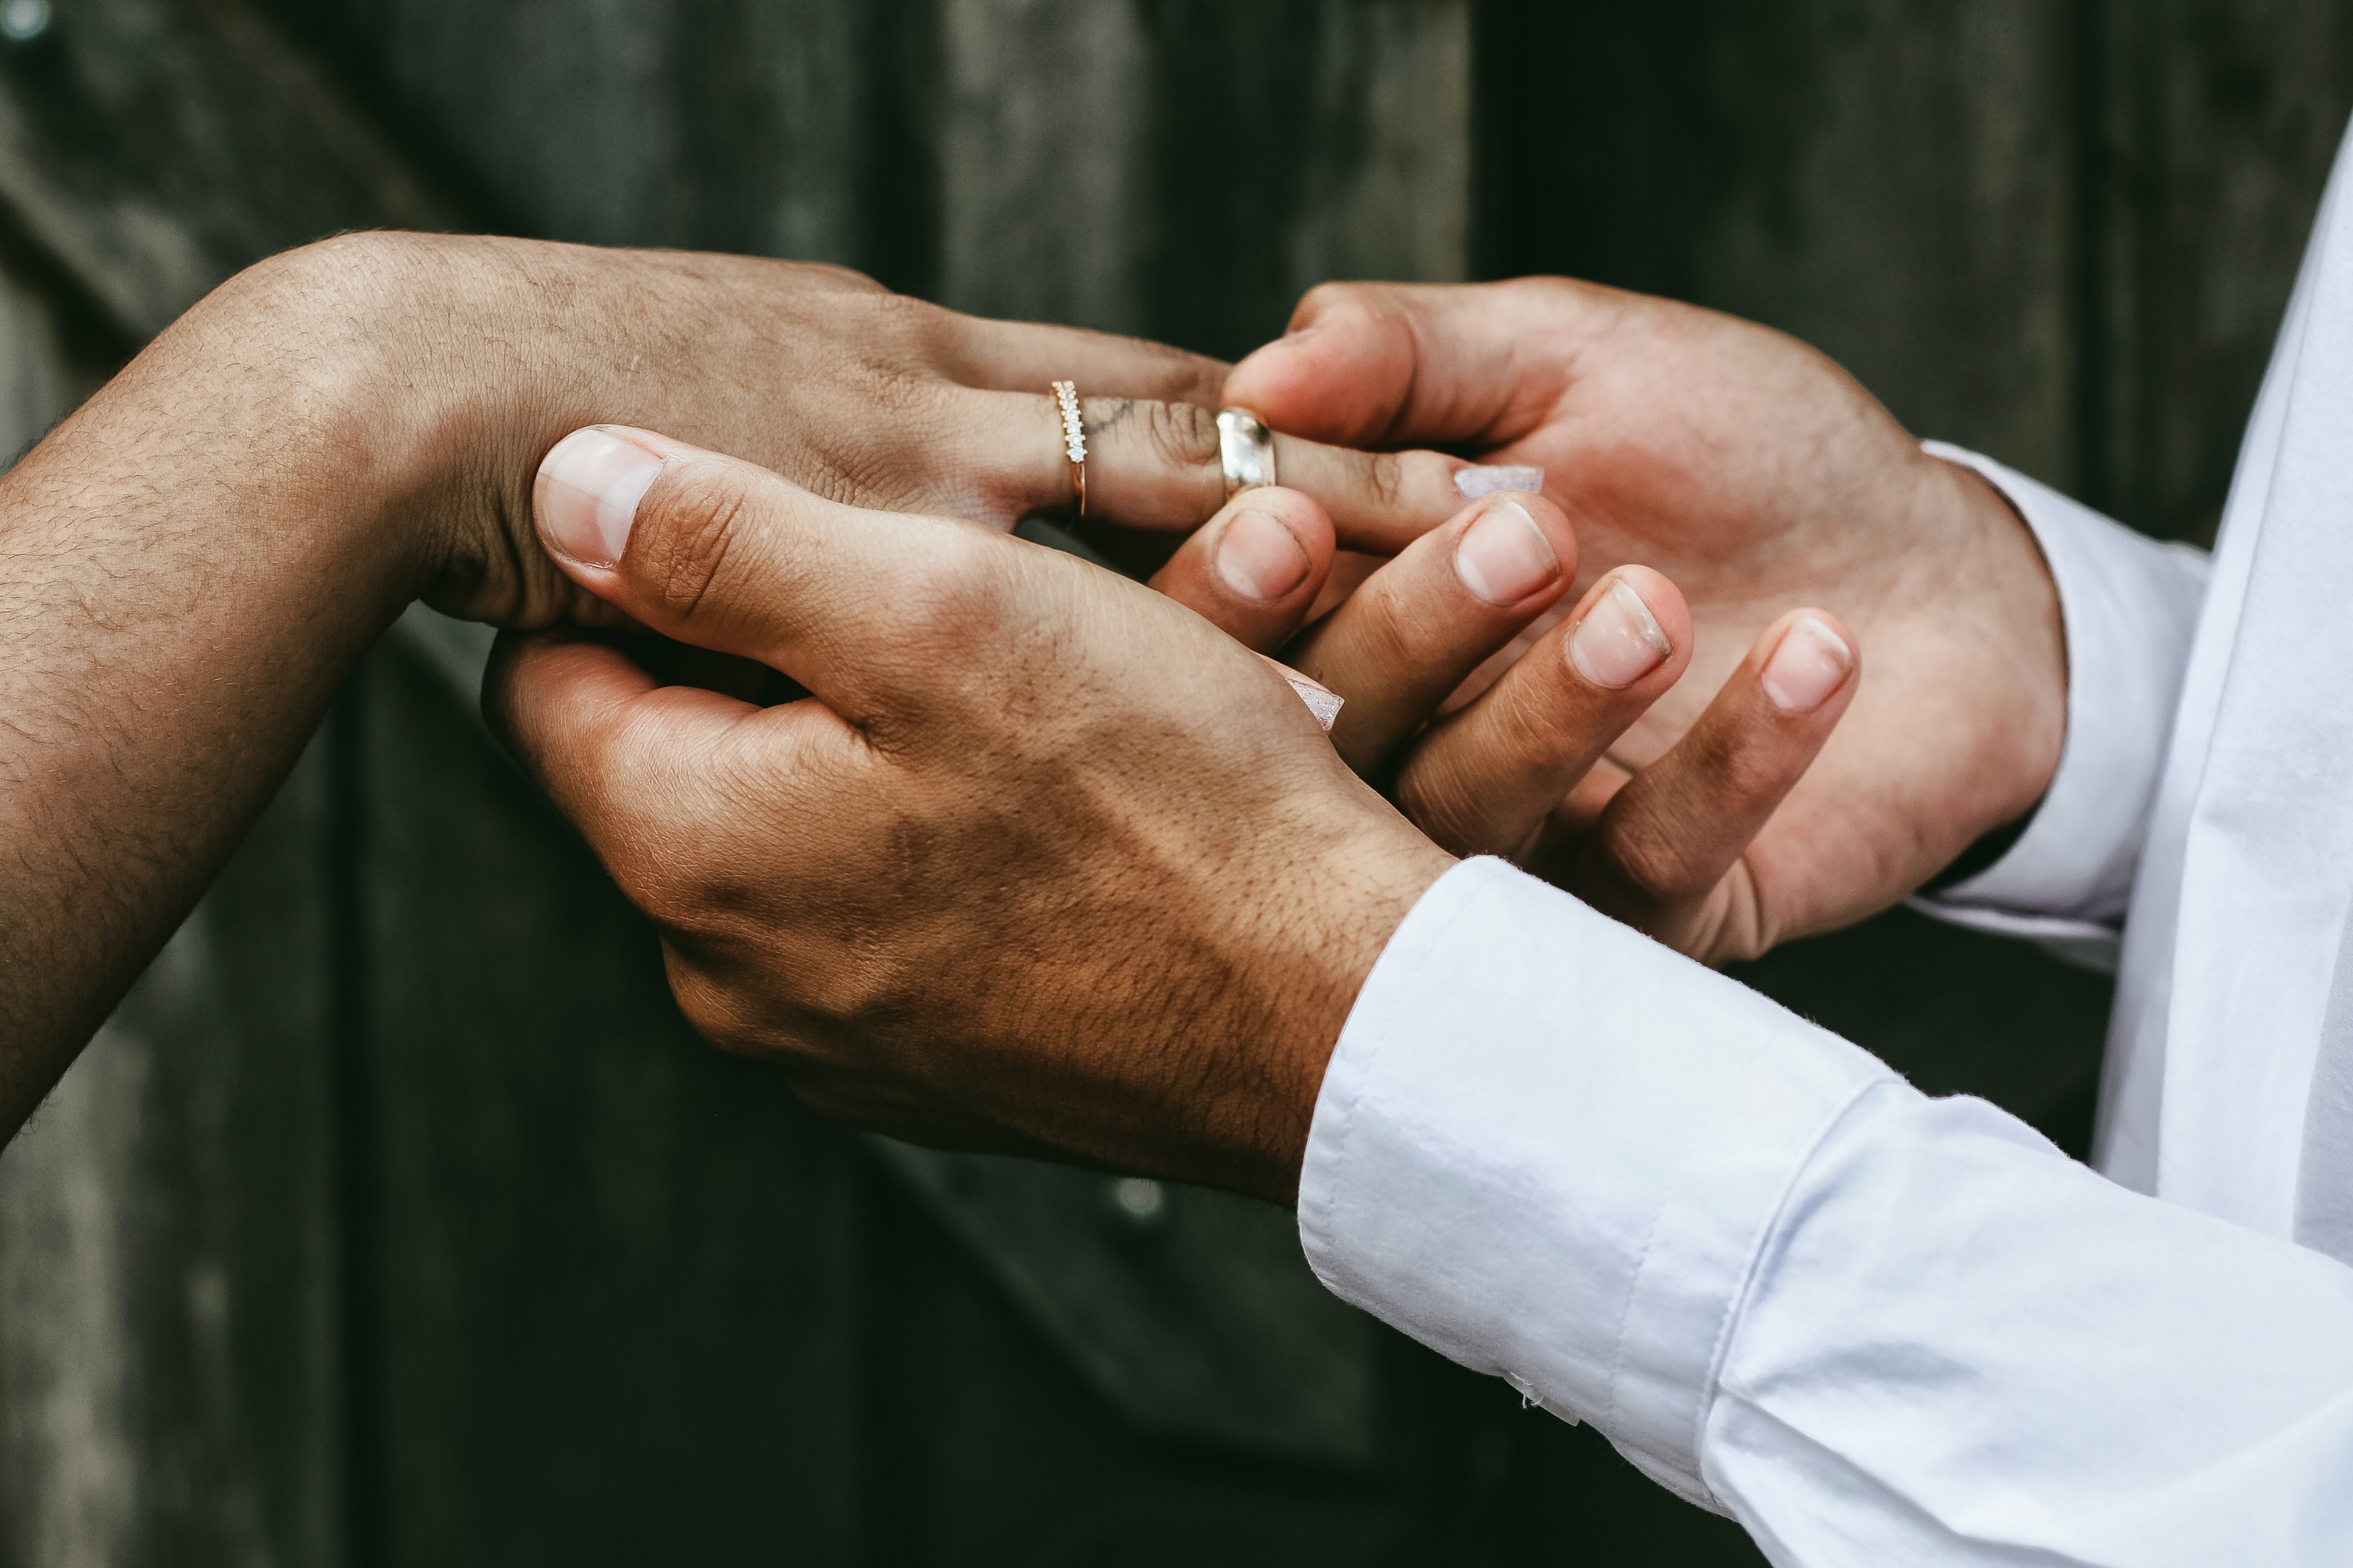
{"left": 483, "top": 629, "right": 741, "bottom": 841}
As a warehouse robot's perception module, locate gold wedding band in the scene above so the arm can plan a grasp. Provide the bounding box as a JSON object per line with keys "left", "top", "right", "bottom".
{"left": 1053, "top": 380, "right": 1087, "bottom": 517}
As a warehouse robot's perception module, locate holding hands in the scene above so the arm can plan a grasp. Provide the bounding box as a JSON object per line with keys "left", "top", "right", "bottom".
{"left": 481, "top": 269, "right": 2077, "bottom": 1190}
{"left": 0, "top": 232, "right": 2069, "bottom": 1163}
{"left": 499, "top": 429, "right": 1454, "bottom": 1201}
{"left": 1151, "top": 476, "right": 1861, "bottom": 962}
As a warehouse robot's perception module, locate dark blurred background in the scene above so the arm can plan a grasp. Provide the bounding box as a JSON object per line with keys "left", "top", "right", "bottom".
{"left": 0, "top": 2, "right": 2343, "bottom": 1564}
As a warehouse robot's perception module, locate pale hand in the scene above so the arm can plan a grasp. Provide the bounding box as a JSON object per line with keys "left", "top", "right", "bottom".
{"left": 1223, "top": 280, "right": 2066, "bottom": 962}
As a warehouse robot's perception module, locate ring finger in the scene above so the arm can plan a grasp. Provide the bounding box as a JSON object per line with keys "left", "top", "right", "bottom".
{"left": 956, "top": 387, "right": 1468, "bottom": 554}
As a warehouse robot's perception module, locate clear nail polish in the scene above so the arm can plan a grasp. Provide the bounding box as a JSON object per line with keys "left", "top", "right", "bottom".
{"left": 536, "top": 427, "right": 665, "bottom": 566}
{"left": 1760, "top": 616, "right": 1854, "bottom": 713}
{"left": 1568, "top": 579, "right": 1673, "bottom": 688}
{"left": 1454, "top": 499, "right": 1559, "bottom": 606}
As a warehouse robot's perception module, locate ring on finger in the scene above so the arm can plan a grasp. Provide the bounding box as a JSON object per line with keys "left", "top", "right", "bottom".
{"left": 1217, "top": 407, "right": 1278, "bottom": 499}
{"left": 1052, "top": 379, "right": 1087, "bottom": 517}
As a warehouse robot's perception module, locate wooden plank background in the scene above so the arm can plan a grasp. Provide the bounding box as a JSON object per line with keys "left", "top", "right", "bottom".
{"left": 0, "top": 1, "right": 2348, "bottom": 1564}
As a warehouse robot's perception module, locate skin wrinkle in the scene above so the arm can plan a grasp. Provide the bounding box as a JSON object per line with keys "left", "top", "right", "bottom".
{"left": 11, "top": 237, "right": 2070, "bottom": 1212}
{"left": 1247, "top": 281, "right": 2051, "bottom": 965}
{"left": 502, "top": 468, "right": 1429, "bottom": 1192}
{"left": 0, "top": 231, "right": 1463, "bottom": 1147}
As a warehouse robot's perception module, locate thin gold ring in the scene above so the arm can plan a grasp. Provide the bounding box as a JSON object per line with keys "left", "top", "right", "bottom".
{"left": 1053, "top": 380, "right": 1087, "bottom": 517}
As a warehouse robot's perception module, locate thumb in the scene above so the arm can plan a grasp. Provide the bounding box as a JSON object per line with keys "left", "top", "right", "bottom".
{"left": 1225, "top": 278, "right": 1615, "bottom": 451}
{"left": 1224, "top": 284, "right": 1424, "bottom": 448}
{"left": 533, "top": 425, "right": 1001, "bottom": 715}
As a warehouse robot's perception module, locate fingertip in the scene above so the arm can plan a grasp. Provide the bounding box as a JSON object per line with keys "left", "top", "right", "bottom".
{"left": 1599, "top": 565, "right": 1692, "bottom": 653}
{"left": 1206, "top": 487, "right": 1333, "bottom": 603}
{"left": 1220, "top": 338, "right": 1312, "bottom": 425}
{"left": 1450, "top": 490, "right": 1577, "bottom": 610}
{"left": 1757, "top": 608, "right": 1860, "bottom": 717}
{"left": 535, "top": 424, "right": 723, "bottom": 577}
{"left": 1223, "top": 292, "right": 1406, "bottom": 447}
{"left": 535, "top": 427, "right": 663, "bottom": 572}
{"left": 1248, "top": 484, "right": 1337, "bottom": 560}
{"left": 1562, "top": 566, "right": 1687, "bottom": 693}
{"left": 1499, "top": 489, "right": 1580, "bottom": 577}
{"left": 1148, "top": 486, "right": 1336, "bottom": 651}
{"left": 1215, "top": 507, "right": 1315, "bottom": 602}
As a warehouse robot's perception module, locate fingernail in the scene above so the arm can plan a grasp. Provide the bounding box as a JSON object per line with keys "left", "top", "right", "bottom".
{"left": 1568, "top": 577, "right": 1673, "bottom": 689}
{"left": 1216, "top": 508, "right": 1312, "bottom": 602}
{"left": 1258, "top": 654, "right": 1344, "bottom": 731}
{"left": 1454, "top": 464, "right": 1545, "bottom": 502}
{"left": 537, "top": 426, "right": 665, "bottom": 566}
{"left": 1761, "top": 617, "right": 1854, "bottom": 713}
{"left": 1453, "top": 499, "right": 1559, "bottom": 606}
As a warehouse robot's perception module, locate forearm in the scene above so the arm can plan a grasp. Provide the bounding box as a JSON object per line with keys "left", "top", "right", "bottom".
{"left": 0, "top": 232, "right": 895, "bottom": 1137}
{"left": 0, "top": 241, "right": 442, "bottom": 1133}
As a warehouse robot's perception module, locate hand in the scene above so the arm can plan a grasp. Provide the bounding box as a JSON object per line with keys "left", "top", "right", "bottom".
{"left": 488, "top": 427, "right": 1456, "bottom": 1202}
{"left": 344, "top": 235, "right": 1465, "bottom": 631}
{"left": 0, "top": 231, "right": 1465, "bottom": 1138}
{"left": 1220, "top": 279, "right": 2065, "bottom": 960}
{"left": 1145, "top": 482, "right": 1860, "bottom": 961}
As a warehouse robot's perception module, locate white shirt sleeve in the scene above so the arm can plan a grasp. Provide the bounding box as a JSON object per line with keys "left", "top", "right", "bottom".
{"left": 1302, "top": 858, "right": 2353, "bottom": 1564}
{"left": 1909, "top": 445, "right": 2208, "bottom": 951}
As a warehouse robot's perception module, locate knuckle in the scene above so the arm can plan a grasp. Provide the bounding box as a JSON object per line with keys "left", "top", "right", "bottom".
{"left": 899, "top": 526, "right": 1004, "bottom": 637}
{"left": 1396, "top": 758, "right": 1490, "bottom": 858}
{"left": 599, "top": 817, "right": 711, "bottom": 930}
{"left": 671, "top": 958, "right": 861, "bottom": 1072}
{"left": 633, "top": 467, "right": 755, "bottom": 626}
{"left": 666, "top": 963, "right": 764, "bottom": 1057}
{"left": 603, "top": 846, "right": 696, "bottom": 934}
{"left": 1140, "top": 398, "right": 1222, "bottom": 473}
{"left": 1348, "top": 571, "right": 1444, "bottom": 673}
{"left": 1588, "top": 815, "right": 1713, "bottom": 908}
{"left": 1292, "top": 280, "right": 1366, "bottom": 327}
{"left": 1143, "top": 341, "right": 1228, "bottom": 405}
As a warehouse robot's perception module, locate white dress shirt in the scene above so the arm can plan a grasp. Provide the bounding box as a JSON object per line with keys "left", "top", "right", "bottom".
{"left": 1297, "top": 116, "right": 2353, "bottom": 1566}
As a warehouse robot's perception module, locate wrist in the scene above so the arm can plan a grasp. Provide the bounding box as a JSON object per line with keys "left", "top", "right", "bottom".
{"left": 262, "top": 235, "right": 594, "bottom": 626}
{"left": 1919, "top": 453, "right": 2068, "bottom": 835}
{"left": 227, "top": 233, "right": 679, "bottom": 631}
{"left": 1232, "top": 826, "right": 1453, "bottom": 1207}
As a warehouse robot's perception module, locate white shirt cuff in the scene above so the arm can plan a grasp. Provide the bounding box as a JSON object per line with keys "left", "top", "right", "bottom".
{"left": 1914, "top": 444, "right": 2208, "bottom": 934}
{"left": 1297, "top": 858, "right": 1894, "bottom": 1511}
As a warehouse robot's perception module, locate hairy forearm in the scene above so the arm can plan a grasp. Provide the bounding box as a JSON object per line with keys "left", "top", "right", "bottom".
{"left": 0, "top": 241, "right": 448, "bottom": 1133}
{"left": 0, "top": 232, "right": 900, "bottom": 1137}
